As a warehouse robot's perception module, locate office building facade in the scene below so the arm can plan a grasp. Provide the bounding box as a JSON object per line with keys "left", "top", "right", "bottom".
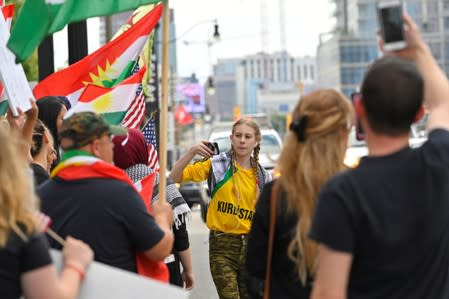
{"left": 210, "top": 53, "right": 316, "bottom": 120}
{"left": 318, "top": 0, "right": 449, "bottom": 97}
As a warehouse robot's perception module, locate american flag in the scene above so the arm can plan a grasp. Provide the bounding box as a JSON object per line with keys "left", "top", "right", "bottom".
{"left": 121, "top": 62, "right": 146, "bottom": 129}
{"left": 141, "top": 117, "right": 159, "bottom": 170}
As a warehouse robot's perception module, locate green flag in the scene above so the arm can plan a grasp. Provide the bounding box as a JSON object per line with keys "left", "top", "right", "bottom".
{"left": 0, "top": 100, "right": 8, "bottom": 116}
{"left": 7, "top": 0, "right": 161, "bottom": 63}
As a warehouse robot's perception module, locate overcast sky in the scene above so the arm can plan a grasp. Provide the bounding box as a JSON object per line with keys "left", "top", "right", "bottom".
{"left": 170, "top": 0, "right": 335, "bottom": 81}
{"left": 54, "top": 0, "right": 335, "bottom": 81}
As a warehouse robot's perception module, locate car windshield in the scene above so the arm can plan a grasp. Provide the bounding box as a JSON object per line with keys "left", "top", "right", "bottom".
{"left": 211, "top": 132, "right": 281, "bottom": 154}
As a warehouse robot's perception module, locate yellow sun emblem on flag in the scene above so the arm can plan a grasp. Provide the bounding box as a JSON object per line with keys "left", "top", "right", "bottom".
{"left": 84, "top": 60, "right": 116, "bottom": 87}
{"left": 92, "top": 94, "right": 113, "bottom": 113}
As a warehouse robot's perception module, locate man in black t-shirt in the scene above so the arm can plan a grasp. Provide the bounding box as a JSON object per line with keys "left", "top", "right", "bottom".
{"left": 310, "top": 15, "right": 449, "bottom": 299}
{"left": 38, "top": 112, "right": 174, "bottom": 273}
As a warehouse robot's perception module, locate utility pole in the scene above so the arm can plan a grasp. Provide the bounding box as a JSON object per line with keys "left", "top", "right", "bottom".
{"left": 68, "top": 21, "right": 88, "bottom": 65}
{"left": 38, "top": 36, "right": 55, "bottom": 81}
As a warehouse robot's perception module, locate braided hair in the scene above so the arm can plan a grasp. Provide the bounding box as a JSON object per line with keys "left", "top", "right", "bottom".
{"left": 31, "top": 120, "right": 49, "bottom": 158}
{"left": 230, "top": 118, "right": 262, "bottom": 201}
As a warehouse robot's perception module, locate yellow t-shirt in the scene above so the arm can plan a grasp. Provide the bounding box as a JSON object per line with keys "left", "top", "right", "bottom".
{"left": 182, "top": 159, "right": 257, "bottom": 234}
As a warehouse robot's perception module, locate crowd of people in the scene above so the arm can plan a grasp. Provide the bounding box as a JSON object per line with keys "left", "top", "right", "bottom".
{"left": 1, "top": 12, "right": 449, "bottom": 299}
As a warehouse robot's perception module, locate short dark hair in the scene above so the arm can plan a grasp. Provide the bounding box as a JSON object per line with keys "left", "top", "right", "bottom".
{"left": 361, "top": 57, "right": 424, "bottom": 136}
{"left": 59, "top": 112, "right": 126, "bottom": 150}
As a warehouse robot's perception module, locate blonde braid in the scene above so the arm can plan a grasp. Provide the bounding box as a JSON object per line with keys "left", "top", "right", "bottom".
{"left": 252, "top": 144, "right": 261, "bottom": 201}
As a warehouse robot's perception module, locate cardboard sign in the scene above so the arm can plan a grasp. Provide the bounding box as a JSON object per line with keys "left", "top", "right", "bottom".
{"left": 0, "top": 13, "right": 32, "bottom": 116}
{"left": 50, "top": 250, "right": 189, "bottom": 299}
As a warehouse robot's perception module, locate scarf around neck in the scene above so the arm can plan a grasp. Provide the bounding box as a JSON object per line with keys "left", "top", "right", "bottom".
{"left": 51, "top": 150, "right": 134, "bottom": 186}
{"left": 51, "top": 150, "right": 169, "bottom": 282}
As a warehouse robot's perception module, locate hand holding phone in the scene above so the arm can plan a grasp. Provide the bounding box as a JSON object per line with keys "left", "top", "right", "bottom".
{"left": 377, "top": 0, "right": 406, "bottom": 51}
{"left": 207, "top": 142, "right": 220, "bottom": 155}
{"left": 351, "top": 92, "right": 365, "bottom": 141}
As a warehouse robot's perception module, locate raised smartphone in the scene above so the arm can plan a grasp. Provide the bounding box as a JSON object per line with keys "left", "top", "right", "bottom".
{"left": 351, "top": 92, "right": 365, "bottom": 141}
{"left": 377, "top": 0, "right": 406, "bottom": 51}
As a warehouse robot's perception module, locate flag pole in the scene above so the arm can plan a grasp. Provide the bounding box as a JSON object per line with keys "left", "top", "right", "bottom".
{"left": 158, "top": 0, "right": 169, "bottom": 204}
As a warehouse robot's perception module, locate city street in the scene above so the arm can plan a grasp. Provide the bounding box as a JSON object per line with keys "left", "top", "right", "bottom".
{"left": 188, "top": 205, "right": 219, "bottom": 299}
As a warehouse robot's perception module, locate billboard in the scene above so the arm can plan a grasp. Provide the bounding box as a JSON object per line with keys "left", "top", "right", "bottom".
{"left": 176, "top": 83, "right": 205, "bottom": 113}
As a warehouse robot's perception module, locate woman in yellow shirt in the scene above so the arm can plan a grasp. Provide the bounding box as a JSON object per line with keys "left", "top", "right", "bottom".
{"left": 170, "top": 118, "right": 272, "bottom": 299}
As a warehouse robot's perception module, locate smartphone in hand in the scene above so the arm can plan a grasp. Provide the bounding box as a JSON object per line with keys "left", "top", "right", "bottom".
{"left": 377, "top": 0, "right": 406, "bottom": 51}
{"left": 207, "top": 142, "right": 220, "bottom": 155}
{"left": 351, "top": 92, "right": 365, "bottom": 141}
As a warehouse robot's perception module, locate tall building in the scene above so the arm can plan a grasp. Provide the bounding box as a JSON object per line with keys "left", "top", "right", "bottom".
{"left": 210, "top": 52, "right": 316, "bottom": 120}
{"left": 99, "top": 13, "right": 131, "bottom": 45}
{"left": 318, "top": 0, "right": 449, "bottom": 97}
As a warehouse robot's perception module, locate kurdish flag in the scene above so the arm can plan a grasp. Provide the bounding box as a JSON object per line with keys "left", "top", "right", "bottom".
{"left": 66, "top": 66, "right": 146, "bottom": 125}
{"left": 7, "top": 0, "right": 162, "bottom": 62}
{"left": 33, "top": 4, "right": 162, "bottom": 108}
{"left": 0, "top": 4, "right": 15, "bottom": 115}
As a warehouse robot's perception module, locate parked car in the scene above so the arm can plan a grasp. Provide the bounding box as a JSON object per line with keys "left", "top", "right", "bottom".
{"left": 176, "top": 177, "right": 210, "bottom": 222}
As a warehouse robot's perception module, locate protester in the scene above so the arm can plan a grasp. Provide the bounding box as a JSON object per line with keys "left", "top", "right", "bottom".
{"left": 6, "top": 100, "right": 38, "bottom": 162}
{"left": 170, "top": 118, "right": 272, "bottom": 299}
{"left": 113, "top": 128, "right": 194, "bottom": 289}
{"left": 245, "top": 89, "right": 353, "bottom": 299}
{"left": 310, "top": 14, "right": 449, "bottom": 299}
{"left": 0, "top": 126, "right": 93, "bottom": 299}
{"left": 30, "top": 119, "right": 57, "bottom": 186}
{"left": 37, "top": 112, "right": 174, "bottom": 274}
{"left": 36, "top": 96, "right": 68, "bottom": 168}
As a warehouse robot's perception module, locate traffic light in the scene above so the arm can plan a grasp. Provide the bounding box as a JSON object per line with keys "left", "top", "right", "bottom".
{"left": 207, "top": 76, "right": 214, "bottom": 88}
{"left": 207, "top": 76, "right": 215, "bottom": 95}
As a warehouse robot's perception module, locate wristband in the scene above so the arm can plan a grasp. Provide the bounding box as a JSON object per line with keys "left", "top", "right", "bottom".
{"left": 65, "top": 262, "right": 85, "bottom": 280}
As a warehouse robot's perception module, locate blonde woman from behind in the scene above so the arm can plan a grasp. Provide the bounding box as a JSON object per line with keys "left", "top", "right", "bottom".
{"left": 246, "top": 89, "right": 354, "bottom": 299}
{"left": 0, "top": 127, "right": 93, "bottom": 299}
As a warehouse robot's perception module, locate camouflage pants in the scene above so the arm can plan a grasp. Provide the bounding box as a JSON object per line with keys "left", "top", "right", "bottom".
{"left": 209, "top": 231, "right": 250, "bottom": 299}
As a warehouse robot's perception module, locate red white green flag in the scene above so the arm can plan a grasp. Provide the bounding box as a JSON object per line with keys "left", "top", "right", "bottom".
{"left": 66, "top": 66, "right": 146, "bottom": 125}
{"left": 0, "top": 4, "right": 15, "bottom": 114}
{"left": 33, "top": 4, "right": 162, "bottom": 108}
{"left": 1, "top": 4, "right": 14, "bottom": 30}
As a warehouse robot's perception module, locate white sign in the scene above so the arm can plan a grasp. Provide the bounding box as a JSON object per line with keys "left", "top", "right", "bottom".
{"left": 0, "top": 13, "right": 33, "bottom": 116}
{"left": 50, "top": 250, "right": 189, "bottom": 299}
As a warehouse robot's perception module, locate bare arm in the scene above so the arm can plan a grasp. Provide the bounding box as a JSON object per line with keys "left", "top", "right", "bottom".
{"left": 22, "top": 265, "right": 82, "bottom": 299}
{"left": 169, "top": 141, "right": 214, "bottom": 183}
{"left": 21, "top": 100, "right": 38, "bottom": 161}
{"left": 144, "top": 201, "right": 174, "bottom": 261}
{"left": 311, "top": 245, "right": 353, "bottom": 299}
{"left": 22, "top": 237, "right": 93, "bottom": 299}
{"left": 392, "top": 14, "right": 449, "bottom": 131}
{"left": 178, "top": 248, "right": 195, "bottom": 290}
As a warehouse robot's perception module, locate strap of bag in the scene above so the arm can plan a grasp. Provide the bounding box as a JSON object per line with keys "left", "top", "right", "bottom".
{"left": 264, "top": 180, "right": 280, "bottom": 299}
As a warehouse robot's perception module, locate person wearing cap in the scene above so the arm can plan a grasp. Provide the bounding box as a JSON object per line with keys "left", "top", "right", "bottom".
{"left": 37, "top": 111, "right": 174, "bottom": 274}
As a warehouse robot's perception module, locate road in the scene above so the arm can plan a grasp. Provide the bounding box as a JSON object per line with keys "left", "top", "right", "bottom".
{"left": 188, "top": 205, "right": 219, "bottom": 299}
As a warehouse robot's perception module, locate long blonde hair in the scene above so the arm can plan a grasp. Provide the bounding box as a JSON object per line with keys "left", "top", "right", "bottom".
{"left": 0, "top": 128, "right": 38, "bottom": 247}
{"left": 278, "top": 89, "right": 354, "bottom": 284}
